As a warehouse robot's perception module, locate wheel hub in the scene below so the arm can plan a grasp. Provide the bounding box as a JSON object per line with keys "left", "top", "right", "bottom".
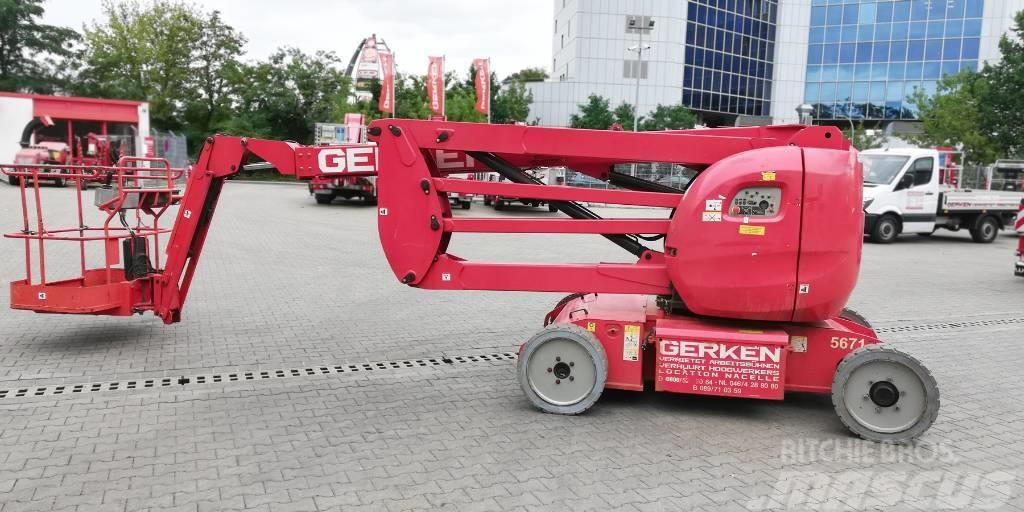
{"left": 526, "top": 337, "right": 597, "bottom": 406}
{"left": 553, "top": 361, "right": 571, "bottom": 379}
{"left": 869, "top": 380, "right": 899, "bottom": 407}
{"left": 843, "top": 359, "right": 927, "bottom": 434}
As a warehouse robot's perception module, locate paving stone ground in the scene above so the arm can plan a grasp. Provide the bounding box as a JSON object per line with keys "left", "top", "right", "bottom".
{"left": 0, "top": 181, "right": 1022, "bottom": 511}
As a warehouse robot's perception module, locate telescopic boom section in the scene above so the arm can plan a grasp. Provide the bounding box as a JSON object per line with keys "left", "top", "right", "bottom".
{"left": 5, "top": 121, "right": 849, "bottom": 324}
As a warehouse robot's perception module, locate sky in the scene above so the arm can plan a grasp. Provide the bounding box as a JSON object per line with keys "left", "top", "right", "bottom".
{"left": 41, "top": 0, "right": 553, "bottom": 79}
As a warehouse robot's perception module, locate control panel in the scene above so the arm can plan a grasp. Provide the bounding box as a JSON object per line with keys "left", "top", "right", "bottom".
{"left": 729, "top": 187, "right": 781, "bottom": 217}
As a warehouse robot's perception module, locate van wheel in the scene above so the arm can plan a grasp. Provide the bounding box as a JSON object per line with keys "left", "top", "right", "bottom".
{"left": 870, "top": 215, "right": 900, "bottom": 244}
{"left": 970, "top": 216, "right": 999, "bottom": 243}
{"left": 6, "top": 174, "right": 19, "bottom": 186}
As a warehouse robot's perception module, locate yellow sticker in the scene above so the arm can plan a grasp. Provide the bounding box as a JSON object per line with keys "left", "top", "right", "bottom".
{"left": 586, "top": 322, "right": 596, "bottom": 332}
{"left": 761, "top": 171, "right": 777, "bottom": 181}
{"left": 738, "top": 329, "right": 764, "bottom": 334}
{"left": 739, "top": 225, "right": 766, "bottom": 236}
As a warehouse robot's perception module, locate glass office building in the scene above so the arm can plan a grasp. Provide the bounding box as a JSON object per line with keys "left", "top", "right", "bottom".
{"left": 683, "top": 0, "right": 779, "bottom": 118}
{"left": 804, "top": 0, "right": 984, "bottom": 121}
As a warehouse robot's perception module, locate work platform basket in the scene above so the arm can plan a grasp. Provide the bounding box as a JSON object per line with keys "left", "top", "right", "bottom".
{"left": 2, "top": 158, "right": 185, "bottom": 316}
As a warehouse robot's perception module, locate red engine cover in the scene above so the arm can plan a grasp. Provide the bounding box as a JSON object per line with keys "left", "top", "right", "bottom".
{"left": 664, "top": 146, "right": 860, "bottom": 322}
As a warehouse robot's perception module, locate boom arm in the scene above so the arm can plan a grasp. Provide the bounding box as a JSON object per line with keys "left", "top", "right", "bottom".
{"left": 5, "top": 120, "right": 851, "bottom": 324}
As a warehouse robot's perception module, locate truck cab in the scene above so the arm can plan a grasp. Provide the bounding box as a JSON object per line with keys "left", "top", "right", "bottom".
{"left": 862, "top": 148, "right": 1022, "bottom": 243}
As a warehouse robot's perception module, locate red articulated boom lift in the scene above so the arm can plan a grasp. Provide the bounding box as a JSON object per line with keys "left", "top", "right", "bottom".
{"left": 2, "top": 120, "right": 939, "bottom": 442}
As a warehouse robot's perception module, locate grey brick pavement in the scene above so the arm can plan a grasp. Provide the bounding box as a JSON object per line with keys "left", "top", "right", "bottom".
{"left": 0, "top": 182, "right": 1022, "bottom": 511}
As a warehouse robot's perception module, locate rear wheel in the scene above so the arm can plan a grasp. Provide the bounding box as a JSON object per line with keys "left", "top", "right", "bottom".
{"left": 969, "top": 216, "right": 999, "bottom": 243}
{"left": 832, "top": 345, "right": 939, "bottom": 443}
{"left": 7, "top": 174, "right": 20, "bottom": 186}
{"left": 518, "top": 324, "right": 607, "bottom": 415}
{"left": 461, "top": 200, "right": 471, "bottom": 210}
{"left": 839, "top": 308, "right": 872, "bottom": 329}
{"left": 494, "top": 200, "right": 505, "bottom": 211}
{"left": 314, "top": 194, "right": 333, "bottom": 205}
{"left": 363, "top": 195, "right": 377, "bottom": 206}
{"left": 548, "top": 202, "right": 559, "bottom": 212}
{"left": 483, "top": 196, "right": 492, "bottom": 206}
{"left": 870, "top": 215, "right": 900, "bottom": 244}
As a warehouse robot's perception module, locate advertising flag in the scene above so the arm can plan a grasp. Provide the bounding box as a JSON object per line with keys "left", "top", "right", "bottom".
{"left": 378, "top": 52, "right": 395, "bottom": 114}
{"left": 473, "top": 58, "right": 490, "bottom": 115}
{"left": 427, "top": 56, "right": 445, "bottom": 116}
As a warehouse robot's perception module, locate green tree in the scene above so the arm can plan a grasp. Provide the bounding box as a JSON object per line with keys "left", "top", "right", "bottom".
{"left": 491, "top": 81, "right": 532, "bottom": 124}
{"left": 613, "top": 102, "right": 638, "bottom": 129}
{"left": 503, "top": 67, "right": 548, "bottom": 83}
{"left": 569, "top": 94, "right": 615, "bottom": 129}
{"left": 640, "top": 104, "right": 697, "bottom": 131}
{"left": 841, "top": 123, "right": 887, "bottom": 151}
{"left": 75, "top": 0, "right": 205, "bottom": 129}
{"left": 0, "top": 0, "right": 79, "bottom": 93}
{"left": 977, "top": 11, "right": 1024, "bottom": 158}
{"left": 181, "top": 10, "right": 245, "bottom": 148}
{"left": 224, "top": 47, "right": 351, "bottom": 144}
{"left": 908, "top": 70, "right": 1002, "bottom": 164}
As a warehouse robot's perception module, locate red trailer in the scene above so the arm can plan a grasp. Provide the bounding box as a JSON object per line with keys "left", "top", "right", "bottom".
{"left": 2, "top": 121, "right": 939, "bottom": 443}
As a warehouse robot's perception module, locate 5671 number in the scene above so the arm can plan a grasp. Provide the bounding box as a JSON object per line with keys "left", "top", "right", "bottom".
{"left": 830, "top": 337, "right": 866, "bottom": 350}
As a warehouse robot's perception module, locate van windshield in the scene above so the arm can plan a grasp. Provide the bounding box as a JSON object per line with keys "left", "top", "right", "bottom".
{"left": 860, "top": 154, "right": 910, "bottom": 185}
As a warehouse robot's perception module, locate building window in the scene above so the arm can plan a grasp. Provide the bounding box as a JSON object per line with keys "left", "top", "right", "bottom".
{"left": 623, "top": 60, "right": 649, "bottom": 79}
{"left": 803, "top": 0, "right": 985, "bottom": 121}
{"left": 683, "top": 0, "right": 778, "bottom": 117}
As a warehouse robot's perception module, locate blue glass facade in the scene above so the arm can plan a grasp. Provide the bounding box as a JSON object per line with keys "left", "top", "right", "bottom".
{"left": 806, "top": 0, "right": 983, "bottom": 121}
{"left": 683, "top": 0, "right": 779, "bottom": 117}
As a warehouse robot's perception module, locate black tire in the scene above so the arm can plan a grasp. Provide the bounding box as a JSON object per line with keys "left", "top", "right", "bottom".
{"left": 517, "top": 324, "right": 608, "bottom": 415}
{"left": 7, "top": 174, "right": 20, "bottom": 186}
{"left": 839, "top": 308, "right": 872, "bottom": 329}
{"left": 54, "top": 177, "right": 67, "bottom": 188}
{"left": 832, "top": 345, "right": 939, "bottom": 443}
{"left": 916, "top": 232, "right": 933, "bottom": 237}
{"left": 494, "top": 200, "right": 505, "bottom": 211}
{"left": 461, "top": 200, "right": 471, "bottom": 210}
{"left": 548, "top": 202, "right": 559, "bottom": 212}
{"left": 870, "top": 215, "right": 900, "bottom": 244}
{"left": 363, "top": 195, "right": 377, "bottom": 206}
{"left": 969, "top": 216, "right": 999, "bottom": 243}
{"left": 314, "top": 194, "right": 333, "bottom": 205}
{"left": 483, "top": 196, "right": 492, "bottom": 206}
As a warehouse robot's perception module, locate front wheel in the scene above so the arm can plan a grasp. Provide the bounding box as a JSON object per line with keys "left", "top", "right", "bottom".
{"left": 970, "top": 216, "right": 999, "bottom": 243}
{"left": 7, "top": 174, "right": 20, "bottom": 186}
{"left": 314, "top": 194, "right": 333, "bottom": 205}
{"left": 461, "top": 200, "right": 471, "bottom": 210}
{"left": 832, "top": 345, "right": 939, "bottom": 443}
{"left": 518, "top": 324, "right": 607, "bottom": 415}
{"left": 494, "top": 200, "right": 505, "bottom": 211}
{"left": 548, "top": 202, "right": 559, "bottom": 212}
{"left": 870, "top": 215, "right": 900, "bottom": 244}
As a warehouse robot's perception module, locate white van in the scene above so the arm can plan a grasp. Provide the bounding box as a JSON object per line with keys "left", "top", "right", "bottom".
{"left": 861, "top": 148, "right": 1022, "bottom": 243}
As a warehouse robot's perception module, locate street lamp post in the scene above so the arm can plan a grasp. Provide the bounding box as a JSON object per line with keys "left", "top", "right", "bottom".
{"left": 626, "top": 16, "right": 654, "bottom": 132}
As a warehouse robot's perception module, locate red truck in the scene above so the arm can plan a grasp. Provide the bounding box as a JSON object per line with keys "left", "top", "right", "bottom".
{"left": 8, "top": 118, "right": 71, "bottom": 187}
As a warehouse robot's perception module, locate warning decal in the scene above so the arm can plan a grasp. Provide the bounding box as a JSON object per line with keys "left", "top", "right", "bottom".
{"left": 739, "top": 225, "right": 766, "bottom": 236}
{"left": 761, "top": 171, "right": 777, "bottom": 181}
{"left": 705, "top": 199, "right": 723, "bottom": 212}
{"left": 702, "top": 211, "right": 722, "bottom": 222}
{"left": 623, "top": 325, "right": 640, "bottom": 361}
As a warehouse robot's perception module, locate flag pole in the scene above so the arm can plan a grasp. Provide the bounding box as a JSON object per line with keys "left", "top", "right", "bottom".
{"left": 487, "top": 57, "right": 492, "bottom": 124}
{"left": 390, "top": 52, "right": 396, "bottom": 119}
{"left": 442, "top": 54, "right": 447, "bottom": 119}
